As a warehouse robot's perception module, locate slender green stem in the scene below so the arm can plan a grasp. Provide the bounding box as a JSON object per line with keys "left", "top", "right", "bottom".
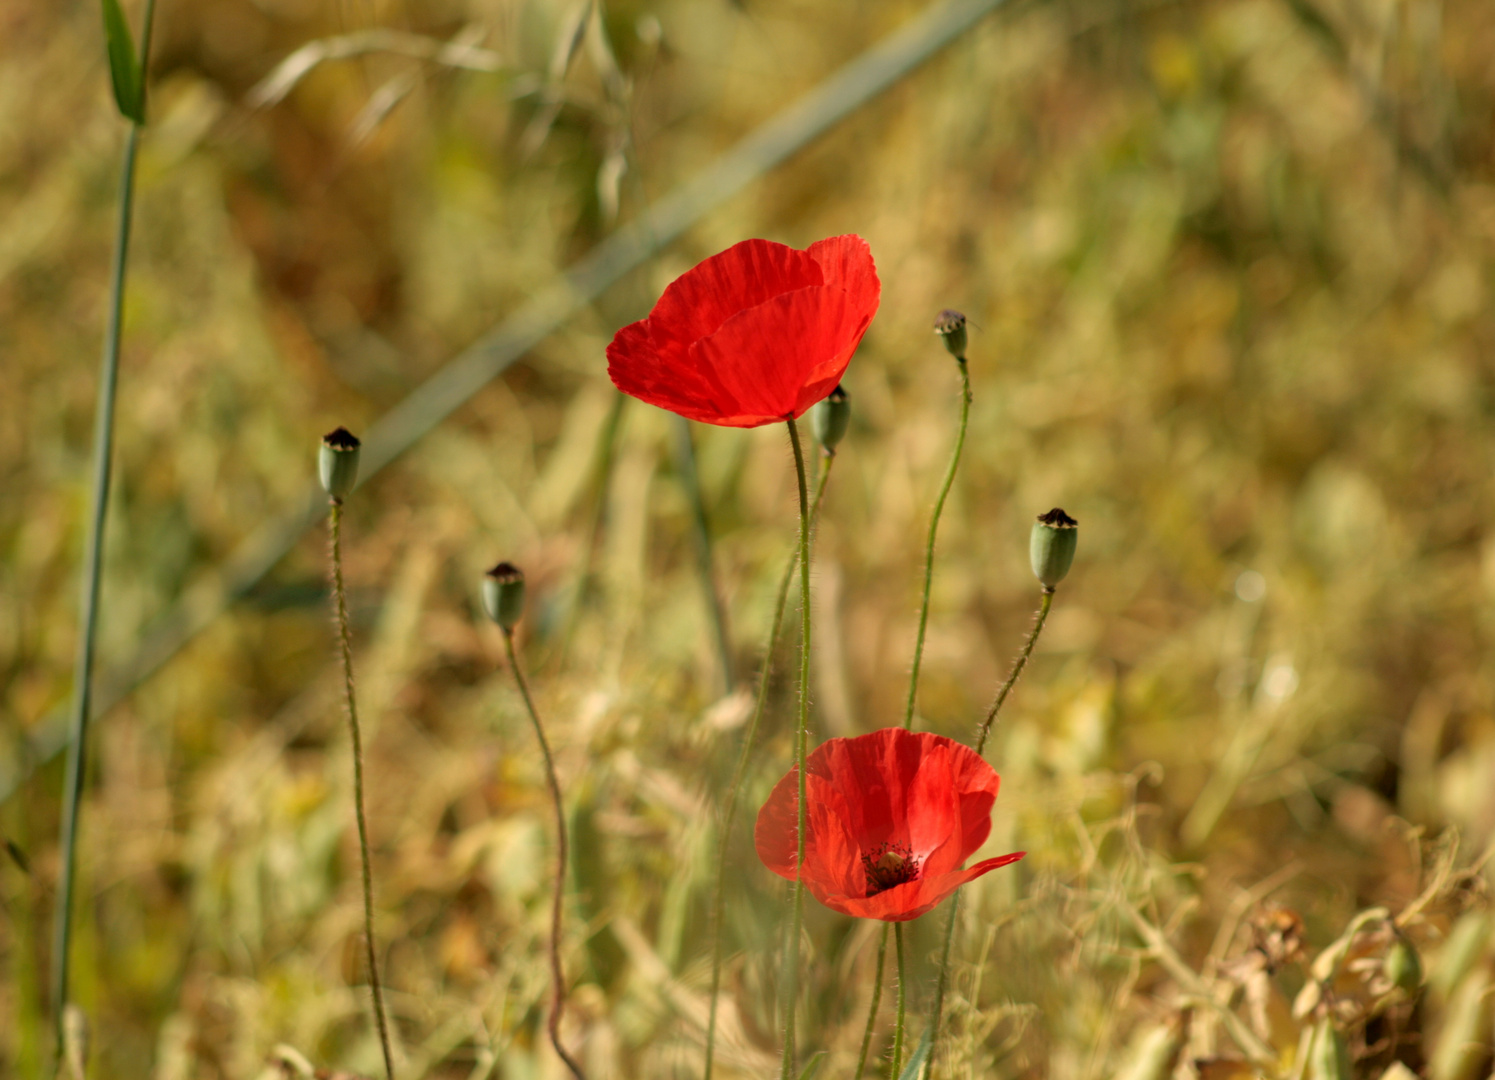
{"left": 891, "top": 923, "right": 907, "bottom": 1079}
{"left": 704, "top": 455, "right": 834, "bottom": 1080}
{"left": 926, "top": 588, "right": 1056, "bottom": 1080}
{"left": 902, "top": 359, "right": 971, "bottom": 730}
{"left": 974, "top": 590, "right": 1053, "bottom": 756}
{"left": 51, "top": 0, "right": 158, "bottom": 1057}
{"left": 853, "top": 925, "right": 890, "bottom": 1079}
{"left": 673, "top": 415, "right": 735, "bottom": 694}
{"left": 778, "top": 418, "right": 814, "bottom": 1080}
{"left": 330, "top": 501, "right": 396, "bottom": 1080}
{"left": 504, "top": 630, "right": 588, "bottom": 1080}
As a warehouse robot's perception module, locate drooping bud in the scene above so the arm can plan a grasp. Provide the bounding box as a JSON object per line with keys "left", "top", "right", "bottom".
{"left": 482, "top": 562, "right": 526, "bottom": 631}
{"left": 1383, "top": 934, "right": 1422, "bottom": 994}
{"left": 1030, "top": 508, "right": 1078, "bottom": 589}
{"left": 319, "top": 427, "right": 361, "bottom": 501}
{"left": 934, "top": 309, "right": 968, "bottom": 360}
{"left": 812, "top": 385, "right": 851, "bottom": 454}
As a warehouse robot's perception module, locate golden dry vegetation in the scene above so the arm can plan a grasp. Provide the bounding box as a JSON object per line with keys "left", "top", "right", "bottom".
{"left": 3, "top": 0, "right": 1495, "bottom": 1077}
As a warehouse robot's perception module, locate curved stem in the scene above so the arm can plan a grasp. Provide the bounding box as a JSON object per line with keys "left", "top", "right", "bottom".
{"left": 504, "top": 630, "right": 587, "bottom": 1080}
{"left": 329, "top": 500, "right": 396, "bottom": 1080}
{"left": 778, "top": 418, "right": 814, "bottom": 1080}
{"left": 927, "top": 588, "right": 1056, "bottom": 1080}
{"left": 974, "top": 589, "right": 1053, "bottom": 756}
{"left": 891, "top": 923, "right": 907, "bottom": 1079}
{"left": 853, "top": 925, "right": 890, "bottom": 1079}
{"left": 704, "top": 455, "right": 834, "bottom": 1080}
{"left": 50, "top": 0, "right": 159, "bottom": 1056}
{"left": 903, "top": 359, "right": 971, "bottom": 730}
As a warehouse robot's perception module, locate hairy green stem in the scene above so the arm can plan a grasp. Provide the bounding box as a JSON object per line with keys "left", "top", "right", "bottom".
{"left": 50, "top": 0, "right": 158, "bottom": 1057}
{"left": 891, "top": 923, "right": 908, "bottom": 1079}
{"left": 504, "top": 630, "right": 587, "bottom": 1080}
{"left": 779, "top": 418, "right": 814, "bottom": 1080}
{"left": 926, "top": 588, "right": 1055, "bottom": 1080}
{"left": 330, "top": 501, "right": 396, "bottom": 1080}
{"left": 853, "top": 925, "right": 890, "bottom": 1079}
{"left": 704, "top": 455, "right": 834, "bottom": 1080}
{"left": 902, "top": 359, "right": 971, "bottom": 729}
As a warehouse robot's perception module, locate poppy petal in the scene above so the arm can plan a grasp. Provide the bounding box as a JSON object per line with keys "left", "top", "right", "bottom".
{"left": 606, "top": 318, "right": 734, "bottom": 422}
{"left": 826, "top": 852, "right": 1026, "bottom": 922}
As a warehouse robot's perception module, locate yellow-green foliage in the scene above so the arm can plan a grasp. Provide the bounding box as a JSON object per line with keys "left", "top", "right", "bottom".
{"left": 2, "top": 0, "right": 1494, "bottom": 1077}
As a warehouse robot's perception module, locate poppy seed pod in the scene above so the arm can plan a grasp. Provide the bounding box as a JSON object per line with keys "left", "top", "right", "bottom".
{"left": 319, "top": 427, "right": 361, "bottom": 501}
{"left": 812, "top": 385, "right": 851, "bottom": 453}
{"left": 1383, "top": 935, "right": 1422, "bottom": 993}
{"left": 482, "top": 562, "right": 526, "bottom": 631}
{"left": 934, "top": 309, "right": 968, "bottom": 360}
{"left": 1031, "top": 508, "right": 1078, "bottom": 589}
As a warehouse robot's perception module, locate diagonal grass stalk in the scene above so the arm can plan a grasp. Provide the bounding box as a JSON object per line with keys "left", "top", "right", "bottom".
{"left": 704, "top": 456, "right": 835, "bottom": 1080}
{"left": 502, "top": 628, "right": 588, "bottom": 1080}
{"left": 779, "top": 417, "right": 814, "bottom": 1080}
{"left": 50, "top": 0, "right": 158, "bottom": 1058}
{"left": 902, "top": 356, "right": 970, "bottom": 730}
{"left": 328, "top": 498, "right": 396, "bottom": 1080}
{"left": 925, "top": 588, "right": 1055, "bottom": 1080}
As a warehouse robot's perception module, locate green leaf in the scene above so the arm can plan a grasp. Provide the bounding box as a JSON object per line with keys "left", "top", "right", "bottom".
{"left": 796, "top": 1051, "right": 828, "bottom": 1080}
{"left": 100, "top": 0, "right": 144, "bottom": 123}
{"left": 896, "top": 1028, "right": 932, "bottom": 1080}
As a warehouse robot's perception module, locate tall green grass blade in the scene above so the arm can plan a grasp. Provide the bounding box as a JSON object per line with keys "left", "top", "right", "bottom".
{"left": 897, "top": 1028, "right": 932, "bottom": 1080}
{"left": 796, "top": 1051, "right": 828, "bottom": 1080}
{"left": 100, "top": 0, "right": 143, "bottom": 122}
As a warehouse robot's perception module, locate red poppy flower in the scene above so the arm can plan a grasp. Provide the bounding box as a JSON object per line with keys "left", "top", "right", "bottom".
{"left": 754, "top": 728, "right": 1025, "bottom": 922}
{"left": 606, "top": 235, "right": 880, "bottom": 427}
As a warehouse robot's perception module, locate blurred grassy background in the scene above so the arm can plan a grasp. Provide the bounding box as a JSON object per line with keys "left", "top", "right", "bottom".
{"left": 3, "top": 0, "right": 1495, "bottom": 1076}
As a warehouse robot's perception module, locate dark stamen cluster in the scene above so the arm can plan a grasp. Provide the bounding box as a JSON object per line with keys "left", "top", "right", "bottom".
{"left": 861, "top": 842, "right": 920, "bottom": 894}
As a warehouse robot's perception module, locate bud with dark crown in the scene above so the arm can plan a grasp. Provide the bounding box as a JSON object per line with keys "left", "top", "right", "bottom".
{"left": 934, "top": 309, "right": 968, "bottom": 360}
{"left": 482, "top": 562, "right": 526, "bottom": 632}
{"left": 319, "top": 427, "right": 361, "bottom": 501}
{"left": 1030, "top": 508, "right": 1078, "bottom": 590}
{"left": 812, "top": 385, "right": 851, "bottom": 454}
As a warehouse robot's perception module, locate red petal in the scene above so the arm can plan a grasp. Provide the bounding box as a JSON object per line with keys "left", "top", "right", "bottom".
{"left": 688, "top": 284, "right": 871, "bottom": 424}
{"left": 826, "top": 852, "right": 1026, "bottom": 922}
{"left": 606, "top": 318, "right": 734, "bottom": 422}
{"left": 806, "top": 235, "right": 881, "bottom": 323}
{"left": 646, "top": 239, "right": 823, "bottom": 372}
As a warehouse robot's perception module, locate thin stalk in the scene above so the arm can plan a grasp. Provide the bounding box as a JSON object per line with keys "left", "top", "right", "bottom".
{"left": 330, "top": 500, "right": 396, "bottom": 1080}
{"left": 891, "top": 923, "right": 907, "bottom": 1079}
{"left": 503, "top": 630, "right": 587, "bottom": 1080}
{"left": 50, "top": 0, "right": 158, "bottom": 1056}
{"left": 779, "top": 418, "right": 814, "bottom": 1080}
{"left": 853, "top": 926, "right": 890, "bottom": 1079}
{"left": 902, "top": 359, "right": 971, "bottom": 729}
{"left": 926, "top": 588, "right": 1056, "bottom": 1080}
{"left": 704, "top": 455, "right": 834, "bottom": 1080}
{"left": 673, "top": 415, "right": 735, "bottom": 694}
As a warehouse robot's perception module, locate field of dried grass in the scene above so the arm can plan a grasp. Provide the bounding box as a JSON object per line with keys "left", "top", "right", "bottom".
{"left": 3, "top": 0, "right": 1495, "bottom": 1077}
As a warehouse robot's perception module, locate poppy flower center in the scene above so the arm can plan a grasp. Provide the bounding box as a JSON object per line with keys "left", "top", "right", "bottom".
{"left": 861, "top": 842, "right": 920, "bottom": 894}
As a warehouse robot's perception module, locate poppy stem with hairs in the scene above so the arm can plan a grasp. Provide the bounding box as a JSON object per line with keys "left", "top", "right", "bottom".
{"left": 892, "top": 922, "right": 908, "bottom": 1078}
{"left": 903, "top": 324, "right": 972, "bottom": 731}
{"left": 779, "top": 416, "right": 814, "bottom": 1080}
{"left": 705, "top": 455, "right": 835, "bottom": 1080}
{"left": 503, "top": 627, "right": 588, "bottom": 1080}
{"left": 926, "top": 587, "right": 1057, "bottom": 1080}
{"left": 328, "top": 496, "right": 396, "bottom": 1080}
{"left": 852, "top": 926, "right": 889, "bottom": 1079}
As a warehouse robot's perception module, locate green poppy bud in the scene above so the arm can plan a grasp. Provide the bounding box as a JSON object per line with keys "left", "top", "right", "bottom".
{"left": 1383, "top": 935, "right": 1422, "bottom": 994}
{"left": 1307, "top": 1018, "right": 1350, "bottom": 1080}
{"left": 1030, "top": 507, "right": 1078, "bottom": 590}
{"left": 482, "top": 562, "right": 526, "bottom": 631}
{"left": 812, "top": 385, "right": 851, "bottom": 453}
{"left": 319, "top": 427, "right": 361, "bottom": 501}
{"left": 934, "top": 309, "right": 968, "bottom": 360}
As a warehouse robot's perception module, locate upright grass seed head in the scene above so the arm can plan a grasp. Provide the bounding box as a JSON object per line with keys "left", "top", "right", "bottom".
{"left": 482, "top": 562, "right": 526, "bottom": 632}
{"left": 319, "top": 427, "right": 361, "bottom": 501}
{"left": 1031, "top": 507, "right": 1078, "bottom": 589}
{"left": 934, "top": 309, "right": 968, "bottom": 361}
